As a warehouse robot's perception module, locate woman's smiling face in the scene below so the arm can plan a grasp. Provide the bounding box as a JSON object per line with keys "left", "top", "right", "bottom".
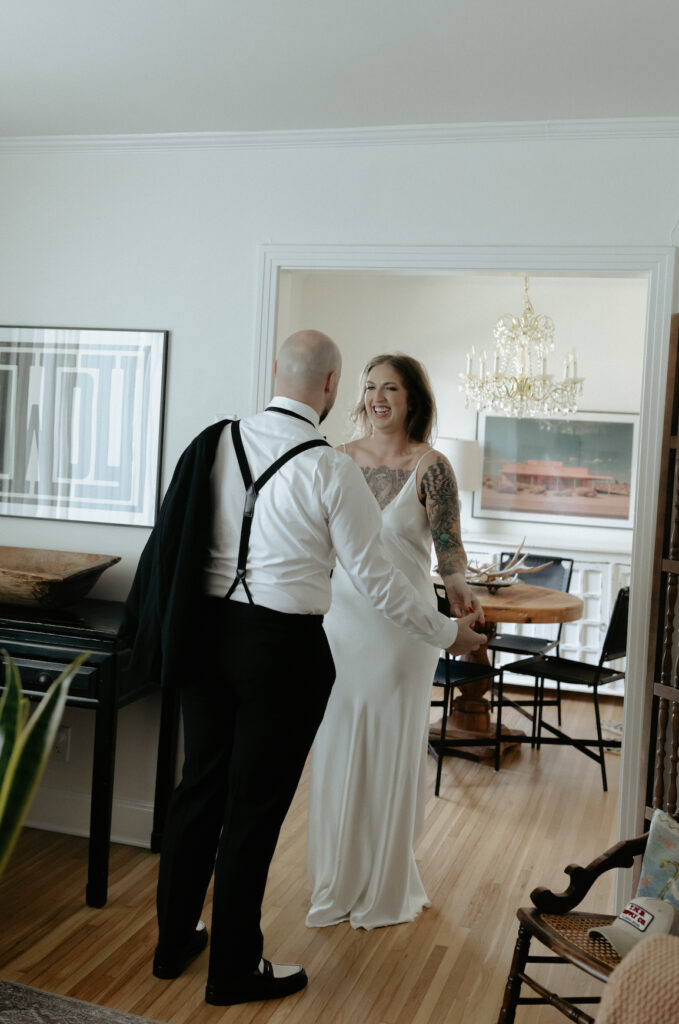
{"left": 364, "top": 362, "right": 409, "bottom": 432}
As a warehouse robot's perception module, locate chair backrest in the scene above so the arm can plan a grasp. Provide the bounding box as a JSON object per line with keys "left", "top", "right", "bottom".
{"left": 601, "top": 586, "right": 629, "bottom": 663}
{"left": 500, "top": 552, "right": 574, "bottom": 593}
{"left": 434, "top": 583, "right": 450, "bottom": 615}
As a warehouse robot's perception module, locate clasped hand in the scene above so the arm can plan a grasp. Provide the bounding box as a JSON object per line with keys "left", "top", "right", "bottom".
{"left": 445, "top": 610, "right": 487, "bottom": 656}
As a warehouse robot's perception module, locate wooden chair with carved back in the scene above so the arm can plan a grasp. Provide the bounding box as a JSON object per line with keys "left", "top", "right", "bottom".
{"left": 496, "top": 810, "right": 679, "bottom": 1023}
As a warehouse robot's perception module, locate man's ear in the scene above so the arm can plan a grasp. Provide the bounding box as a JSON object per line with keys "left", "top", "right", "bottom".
{"left": 273, "top": 359, "right": 278, "bottom": 377}
{"left": 325, "top": 370, "right": 337, "bottom": 393}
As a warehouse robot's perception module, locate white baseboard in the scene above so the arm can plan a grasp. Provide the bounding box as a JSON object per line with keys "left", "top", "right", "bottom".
{"left": 25, "top": 787, "right": 154, "bottom": 849}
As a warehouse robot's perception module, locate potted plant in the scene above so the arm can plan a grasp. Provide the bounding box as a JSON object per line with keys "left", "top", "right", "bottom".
{"left": 0, "top": 650, "right": 87, "bottom": 878}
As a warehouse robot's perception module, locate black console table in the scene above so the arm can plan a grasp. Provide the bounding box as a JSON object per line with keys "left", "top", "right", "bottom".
{"left": 0, "top": 598, "right": 176, "bottom": 907}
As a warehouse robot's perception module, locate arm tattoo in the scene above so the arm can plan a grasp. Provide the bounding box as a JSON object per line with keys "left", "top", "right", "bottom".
{"left": 419, "top": 457, "right": 467, "bottom": 577}
{"left": 361, "top": 466, "right": 412, "bottom": 510}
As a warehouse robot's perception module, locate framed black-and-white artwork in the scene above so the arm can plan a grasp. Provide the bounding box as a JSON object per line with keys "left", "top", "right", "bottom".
{"left": 473, "top": 411, "right": 638, "bottom": 529}
{"left": 0, "top": 326, "right": 167, "bottom": 526}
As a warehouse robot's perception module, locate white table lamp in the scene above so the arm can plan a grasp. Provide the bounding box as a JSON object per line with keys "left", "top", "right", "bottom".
{"left": 435, "top": 437, "right": 482, "bottom": 493}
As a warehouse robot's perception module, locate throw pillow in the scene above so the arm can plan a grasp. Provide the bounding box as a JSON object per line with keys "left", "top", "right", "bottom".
{"left": 636, "top": 809, "right": 679, "bottom": 909}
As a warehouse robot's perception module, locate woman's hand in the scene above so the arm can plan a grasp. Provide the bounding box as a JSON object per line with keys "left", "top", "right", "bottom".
{"left": 445, "top": 572, "right": 485, "bottom": 626}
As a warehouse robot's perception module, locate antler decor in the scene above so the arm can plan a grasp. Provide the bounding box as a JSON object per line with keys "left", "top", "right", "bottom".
{"left": 465, "top": 539, "right": 553, "bottom": 593}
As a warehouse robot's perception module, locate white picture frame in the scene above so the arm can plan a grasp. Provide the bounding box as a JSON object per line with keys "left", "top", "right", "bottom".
{"left": 0, "top": 326, "right": 167, "bottom": 526}
{"left": 472, "top": 410, "right": 638, "bottom": 529}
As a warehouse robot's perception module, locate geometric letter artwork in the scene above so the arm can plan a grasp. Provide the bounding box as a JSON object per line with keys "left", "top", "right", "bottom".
{"left": 0, "top": 326, "right": 167, "bottom": 526}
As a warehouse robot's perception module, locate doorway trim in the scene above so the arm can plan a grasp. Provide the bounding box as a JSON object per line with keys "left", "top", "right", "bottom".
{"left": 254, "top": 242, "right": 675, "bottom": 900}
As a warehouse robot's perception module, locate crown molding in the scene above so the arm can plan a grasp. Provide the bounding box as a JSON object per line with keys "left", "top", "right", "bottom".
{"left": 2, "top": 116, "right": 679, "bottom": 154}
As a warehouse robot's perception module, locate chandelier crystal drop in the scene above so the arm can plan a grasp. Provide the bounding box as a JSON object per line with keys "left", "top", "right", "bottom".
{"left": 459, "top": 276, "right": 584, "bottom": 417}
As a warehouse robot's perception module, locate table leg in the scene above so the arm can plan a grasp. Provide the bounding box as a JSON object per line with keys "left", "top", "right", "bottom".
{"left": 86, "top": 684, "right": 117, "bottom": 907}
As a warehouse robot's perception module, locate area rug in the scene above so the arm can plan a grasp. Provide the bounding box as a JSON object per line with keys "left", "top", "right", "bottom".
{"left": 601, "top": 718, "right": 623, "bottom": 754}
{"left": 0, "top": 980, "right": 165, "bottom": 1024}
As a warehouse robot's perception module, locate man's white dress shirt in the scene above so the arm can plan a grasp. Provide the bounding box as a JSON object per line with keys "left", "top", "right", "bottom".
{"left": 204, "top": 397, "right": 457, "bottom": 649}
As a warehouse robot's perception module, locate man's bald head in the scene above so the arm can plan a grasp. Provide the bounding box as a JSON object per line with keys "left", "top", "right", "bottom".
{"left": 274, "top": 330, "right": 342, "bottom": 419}
{"left": 275, "top": 331, "right": 341, "bottom": 386}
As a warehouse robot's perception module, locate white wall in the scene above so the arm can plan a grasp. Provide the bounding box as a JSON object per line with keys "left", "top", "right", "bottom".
{"left": 0, "top": 126, "right": 677, "bottom": 843}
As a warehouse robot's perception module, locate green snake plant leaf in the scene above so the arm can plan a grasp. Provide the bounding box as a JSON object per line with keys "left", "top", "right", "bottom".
{"left": 0, "top": 653, "right": 28, "bottom": 785}
{"left": 0, "top": 651, "right": 89, "bottom": 878}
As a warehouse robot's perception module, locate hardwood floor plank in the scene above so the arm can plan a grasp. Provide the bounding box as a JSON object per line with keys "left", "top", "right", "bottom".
{"left": 0, "top": 694, "right": 622, "bottom": 1023}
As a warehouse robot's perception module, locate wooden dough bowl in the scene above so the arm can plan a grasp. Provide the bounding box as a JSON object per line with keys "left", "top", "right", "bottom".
{"left": 0, "top": 546, "right": 120, "bottom": 609}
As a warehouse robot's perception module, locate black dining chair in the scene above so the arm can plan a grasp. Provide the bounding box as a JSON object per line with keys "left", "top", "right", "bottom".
{"left": 495, "top": 586, "right": 628, "bottom": 792}
{"left": 489, "top": 552, "right": 574, "bottom": 730}
{"left": 429, "top": 584, "right": 504, "bottom": 793}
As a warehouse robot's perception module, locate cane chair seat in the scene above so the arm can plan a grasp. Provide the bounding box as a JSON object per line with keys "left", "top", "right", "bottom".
{"left": 517, "top": 908, "right": 620, "bottom": 980}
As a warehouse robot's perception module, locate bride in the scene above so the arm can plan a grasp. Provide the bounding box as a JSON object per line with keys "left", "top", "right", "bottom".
{"left": 306, "top": 353, "right": 483, "bottom": 930}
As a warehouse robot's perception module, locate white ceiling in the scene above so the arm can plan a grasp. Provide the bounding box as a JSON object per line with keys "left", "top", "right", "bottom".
{"left": 2, "top": 0, "right": 679, "bottom": 137}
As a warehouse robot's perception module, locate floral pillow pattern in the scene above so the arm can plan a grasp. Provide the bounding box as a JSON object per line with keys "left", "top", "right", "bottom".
{"left": 636, "top": 809, "right": 679, "bottom": 910}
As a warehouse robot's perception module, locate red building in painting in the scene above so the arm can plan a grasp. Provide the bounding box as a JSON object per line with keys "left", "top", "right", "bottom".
{"left": 500, "top": 459, "right": 616, "bottom": 492}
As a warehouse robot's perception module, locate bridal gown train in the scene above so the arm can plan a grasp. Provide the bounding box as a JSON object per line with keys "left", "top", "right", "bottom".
{"left": 306, "top": 463, "right": 441, "bottom": 930}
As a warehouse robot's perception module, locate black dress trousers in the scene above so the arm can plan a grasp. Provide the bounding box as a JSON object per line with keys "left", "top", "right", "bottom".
{"left": 155, "top": 596, "right": 335, "bottom": 981}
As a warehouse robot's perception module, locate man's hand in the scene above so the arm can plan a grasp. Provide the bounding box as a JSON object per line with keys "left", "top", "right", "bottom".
{"left": 445, "top": 612, "right": 487, "bottom": 656}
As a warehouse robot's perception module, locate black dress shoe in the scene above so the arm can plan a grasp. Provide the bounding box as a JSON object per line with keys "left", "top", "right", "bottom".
{"left": 205, "top": 958, "right": 308, "bottom": 1005}
{"left": 153, "top": 922, "right": 208, "bottom": 979}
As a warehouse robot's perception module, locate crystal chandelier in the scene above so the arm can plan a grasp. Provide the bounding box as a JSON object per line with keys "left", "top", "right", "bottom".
{"left": 459, "top": 276, "right": 584, "bottom": 417}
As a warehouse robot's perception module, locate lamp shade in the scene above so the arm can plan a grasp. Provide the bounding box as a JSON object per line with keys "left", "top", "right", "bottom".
{"left": 436, "top": 437, "right": 482, "bottom": 491}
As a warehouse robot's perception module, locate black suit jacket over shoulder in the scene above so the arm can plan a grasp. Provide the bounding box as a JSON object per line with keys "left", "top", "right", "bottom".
{"left": 121, "top": 419, "right": 231, "bottom": 687}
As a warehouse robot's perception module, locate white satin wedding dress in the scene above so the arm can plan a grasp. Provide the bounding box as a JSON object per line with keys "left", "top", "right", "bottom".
{"left": 306, "top": 460, "right": 440, "bottom": 929}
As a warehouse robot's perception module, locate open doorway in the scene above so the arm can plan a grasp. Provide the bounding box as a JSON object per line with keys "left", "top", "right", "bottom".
{"left": 257, "top": 249, "right": 673, "bottom": 885}
{"left": 274, "top": 266, "right": 645, "bottom": 685}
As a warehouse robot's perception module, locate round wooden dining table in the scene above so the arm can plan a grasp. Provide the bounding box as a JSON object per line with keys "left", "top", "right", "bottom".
{"left": 429, "top": 581, "right": 584, "bottom": 761}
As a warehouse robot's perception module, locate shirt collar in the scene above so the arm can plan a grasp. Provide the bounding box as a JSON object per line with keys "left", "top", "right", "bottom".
{"left": 267, "top": 396, "right": 320, "bottom": 430}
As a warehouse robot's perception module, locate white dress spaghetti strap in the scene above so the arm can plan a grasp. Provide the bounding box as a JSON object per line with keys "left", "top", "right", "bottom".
{"left": 306, "top": 453, "right": 440, "bottom": 929}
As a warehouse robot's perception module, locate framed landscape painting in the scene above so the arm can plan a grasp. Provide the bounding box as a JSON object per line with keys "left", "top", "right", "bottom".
{"left": 472, "top": 411, "right": 638, "bottom": 529}
{"left": 0, "top": 326, "right": 167, "bottom": 526}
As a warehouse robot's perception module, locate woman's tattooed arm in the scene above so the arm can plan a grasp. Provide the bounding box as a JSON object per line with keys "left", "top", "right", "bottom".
{"left": 361, "top": 466, "right": 412, "bottom": 510}
{"left": 421, "top": 455, "right": 484, "bottom": 621}
{"left": 419, "top": 456, "right": 467, "bottom": 578}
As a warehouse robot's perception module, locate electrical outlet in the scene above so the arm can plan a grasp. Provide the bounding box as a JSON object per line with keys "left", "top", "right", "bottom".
{"left": 53, "top": 725, "right": 71, "bottom": 763}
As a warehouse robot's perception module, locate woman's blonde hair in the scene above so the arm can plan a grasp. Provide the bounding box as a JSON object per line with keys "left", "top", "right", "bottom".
{"left": 351, "top": 353, "right": 437, "bottom": 443}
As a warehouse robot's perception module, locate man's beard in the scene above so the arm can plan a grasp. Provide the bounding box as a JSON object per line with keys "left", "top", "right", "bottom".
{"left": 319, "top": 400, "right": 335, "bottom": 423}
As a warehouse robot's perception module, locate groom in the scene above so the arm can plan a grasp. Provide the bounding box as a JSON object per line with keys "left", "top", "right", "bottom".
{"left": 123, "top": 329, "right": 485, "bottom": 1006}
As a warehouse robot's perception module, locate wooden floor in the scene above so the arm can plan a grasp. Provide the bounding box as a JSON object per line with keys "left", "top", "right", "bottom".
{"left": 0, "top": 693, "right": 623, "bottom": 1024}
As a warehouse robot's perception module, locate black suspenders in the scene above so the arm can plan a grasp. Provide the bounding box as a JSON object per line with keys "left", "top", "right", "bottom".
{"left": 225, "top": 419, "right": 329, "bottom": 604}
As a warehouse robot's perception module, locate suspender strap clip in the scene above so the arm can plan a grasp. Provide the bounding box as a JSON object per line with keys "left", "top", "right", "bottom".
{"left": 243, "top": 483, "right": 257, "bottom": 518}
